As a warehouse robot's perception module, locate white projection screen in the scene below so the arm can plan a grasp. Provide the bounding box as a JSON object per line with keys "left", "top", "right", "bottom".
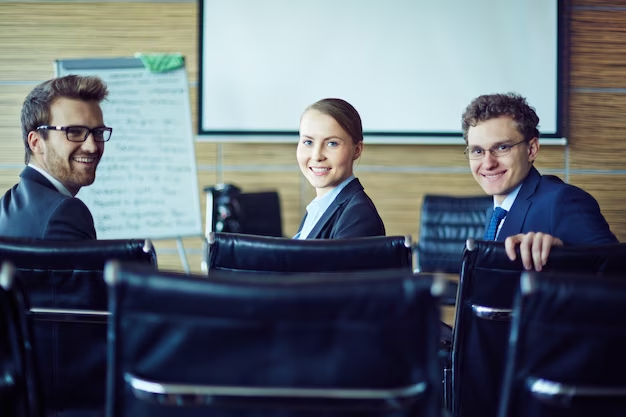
{"left": 199, "top": 0, "right": 563, "bottom": 141}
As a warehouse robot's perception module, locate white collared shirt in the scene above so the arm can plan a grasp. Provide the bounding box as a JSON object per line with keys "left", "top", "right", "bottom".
{"left": 28, "top": 163, "right": 73, "bottom": 197}
{"left": 294, "top": 175, "right": 356, "bottom": 240}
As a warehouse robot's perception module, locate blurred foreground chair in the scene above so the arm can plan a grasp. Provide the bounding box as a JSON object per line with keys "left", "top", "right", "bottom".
{"left": 203, "top": 232, "right": 413, "bottom": 275}
{"left": 105, "top": 262, "right": 445, "bottom": 417}
{"left": 451, "top": 239, "right": 626, "bottom": 417}
{"left": 415, "top": 194, "right": 491, "bottom": 274}
{"left": 499, "top": 271, "right": 626, "bottom": 417}
{"left": 204, "top": 184, "right": 283, "bottom": 237}
{"left": 0, "top": 262, "right": 40, "bottom": 417}
{"left": 0, "top": 238, "right": 157, "bottom": 417}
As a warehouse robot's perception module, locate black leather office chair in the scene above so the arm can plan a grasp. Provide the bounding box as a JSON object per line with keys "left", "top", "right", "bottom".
{"left": 204, "top": 184, "right": 283, "bottom": 237}
{"left": 201, "top": 232, "right": 459, "bottom": 410}
{"left": 415, "top": 194, "right": 491, "bottom": 274}
{"left": 203, "top": 232, "right": 413, "bottom": 275}
{"left": 451, "top": 239, "right": 626, "bottom": 417}
{"left": 105, "top": 261, "right": 445, "bottom": 417}
{"left": 0, "top": 262, "right": 40, "bottom": 417}
{"left": 0, "top": 238, "right": 157, "bottom": 417}
{"left": 499, "top": 271, "right": 626, "bottom": 417}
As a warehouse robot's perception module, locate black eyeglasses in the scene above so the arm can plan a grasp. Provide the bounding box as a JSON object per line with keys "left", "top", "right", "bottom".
{"left": 464, "top": 139, "right": 527, "bottom": 160}
{"left": 36, "top": 125, "right": 112, "bottom": 142}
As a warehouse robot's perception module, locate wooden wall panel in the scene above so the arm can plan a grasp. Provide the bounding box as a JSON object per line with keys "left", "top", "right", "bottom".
{"left": 195, "top": 142, "right": 218, "bottom": 167}
{"left": 221, "top": 143, "right": 297, "bottom": 166}
{"left": 155, "top": 252, "right": 204, "bottom": 274}
{"left": 442, "top": 305, "right": 455, "bottom": 327}
{"left": 0, "top": 129, "right": 26, "bottom": 165}
{"left": 571, "top": 9, "right": 626, "bottom": 89}
{"left": 0, "top": 84, "right": 29, "bottom": 174}
{"left": 569, "top": 93, "right": 626, "bottom": 170}
{"left": 575, "top": 1, "right": 626, "bottom": 6}
{"left": 152, "top": 235, "right": 205, "bottom": 273}
{"left": 0, "top": 169, "right": 23, "bottom": 192}
{"left": 359, "top": 173, "right": 485, "bottom": 239}
{"left": 364, "top": 145, "right": 468, "bottom": 168}
{"left": 155, "top": 236, "right": 206, "bottom": 249}
{"left": 534, "top": 147, "right": 566, "bottom": 172}
{"left": 0, "top": 85, "right": 30, "bottom": 127}
{"left": 568, "top": 3, "right": 626, "bottom": 245}
{"left": 0, "top": 3, "right": 198, "bottom": 82}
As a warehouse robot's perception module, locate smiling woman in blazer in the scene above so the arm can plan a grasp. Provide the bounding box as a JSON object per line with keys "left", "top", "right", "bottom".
{"left": 293, "top": 98, "right": 385, "bottom": 240}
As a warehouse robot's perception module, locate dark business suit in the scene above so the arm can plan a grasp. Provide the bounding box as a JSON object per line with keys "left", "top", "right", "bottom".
{"left": 0, "top": 166, "right": 97, "bottom": 240}
{"left": 491, "top": 166, "right": 617, "bottom": 245}
{"left": 298, "top": 178, "right": 385, "bottom": 239}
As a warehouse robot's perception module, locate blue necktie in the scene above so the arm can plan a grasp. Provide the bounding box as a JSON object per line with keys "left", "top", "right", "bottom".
{"left": 483, "top": 207, "right": 508, "bottom": 240}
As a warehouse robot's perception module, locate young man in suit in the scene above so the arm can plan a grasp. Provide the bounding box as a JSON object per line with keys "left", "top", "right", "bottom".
{"left": 462, "top": 92, "right": 617, "bottom": 270}
{"left": 0, "top": 75, "right": 112, "bottom": 240}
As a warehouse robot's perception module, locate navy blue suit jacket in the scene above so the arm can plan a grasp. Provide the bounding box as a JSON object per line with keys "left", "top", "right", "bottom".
{"left": 298, "top": 178, "right": 385, "bottom": 239}
{"left": 491, "top": 167, "right": 617, "bottom": 245}
{"left": 0, "top": 167, "right": 97, "bottom": 240}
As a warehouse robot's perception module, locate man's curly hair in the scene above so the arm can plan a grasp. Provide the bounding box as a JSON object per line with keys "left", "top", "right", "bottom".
{"left": 461, "top": 93, "right": 540, "bottom": 143}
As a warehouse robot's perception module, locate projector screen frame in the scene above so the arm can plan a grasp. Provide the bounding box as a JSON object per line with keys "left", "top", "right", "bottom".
{"left": 197, "top": 0, "right": 569, "bottom": 144}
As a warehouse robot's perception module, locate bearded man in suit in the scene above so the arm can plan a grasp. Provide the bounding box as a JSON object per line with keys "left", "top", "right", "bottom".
{"left": 0, "top": 74, "right": 112, "bottom": 240}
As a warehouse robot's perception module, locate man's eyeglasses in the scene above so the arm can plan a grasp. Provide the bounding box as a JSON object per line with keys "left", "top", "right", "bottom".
{"left": 36, "top": 125, "right": 112, "bottom": 142}
{"left": 464, "top": 139, "right": 527, "bottom": 160}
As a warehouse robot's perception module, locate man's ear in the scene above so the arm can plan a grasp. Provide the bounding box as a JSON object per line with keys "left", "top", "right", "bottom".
{"left": 353, "top": 141, "right": 363, "bottom": 160}
{"left": 528, "top": 137, "right": 540, "bottom": 162}
{"left": 27, "top": 131, "right": 44, "bottom": 154}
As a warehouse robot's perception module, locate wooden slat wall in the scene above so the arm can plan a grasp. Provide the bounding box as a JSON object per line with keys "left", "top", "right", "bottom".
{"left": 569, "top": 2, "right": 626, "bottom": 243}
{"left": 0, "top": 1, "right": 624, "bottom": 274}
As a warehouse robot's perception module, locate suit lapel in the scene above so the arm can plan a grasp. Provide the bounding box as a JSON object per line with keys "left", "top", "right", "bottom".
{"left": 497, "top": 167, "right": 541, "bottom": 241}
{"left": 307, "top": 178, "right": 363, "bottom": 239}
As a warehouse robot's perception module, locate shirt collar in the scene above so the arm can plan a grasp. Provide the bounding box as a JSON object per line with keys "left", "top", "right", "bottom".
{"left": 306, "top": 174, "right": 355, "bottom": 212}
{"left": 295, "top": 175, "right": 356, "bottom": 239}
{"left": 28, "top": 163, "right": 74, "bottom": 197}
{"left": 496, "top": 182, "right": 523, "bottom": 212}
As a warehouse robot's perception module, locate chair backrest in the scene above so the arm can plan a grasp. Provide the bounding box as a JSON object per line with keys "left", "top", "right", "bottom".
{"left": 499, "top": 271, "right": 626, "bottom": 417}
{"left": 203, "top": 232, "right": 414, "bottom": 275}
{"left": 105, "top": 261, "right": 445, "bottom": 417}
{"left": 0, "top": 262, "right": 40, "bottom": 417}
{"left": 415, "top": 194, "right": 491, "bottom": 273}
{"left": 237, "top": 191, "right": 283, "bottom": 237}
{"left": 452, "top": 239, "right": 626, "bottom": 417}
{"left": 204, "top": 184, "right": 283, "bottom": 237}
{"left": 0, "top": 238, "right": 157, "bottom": 417}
